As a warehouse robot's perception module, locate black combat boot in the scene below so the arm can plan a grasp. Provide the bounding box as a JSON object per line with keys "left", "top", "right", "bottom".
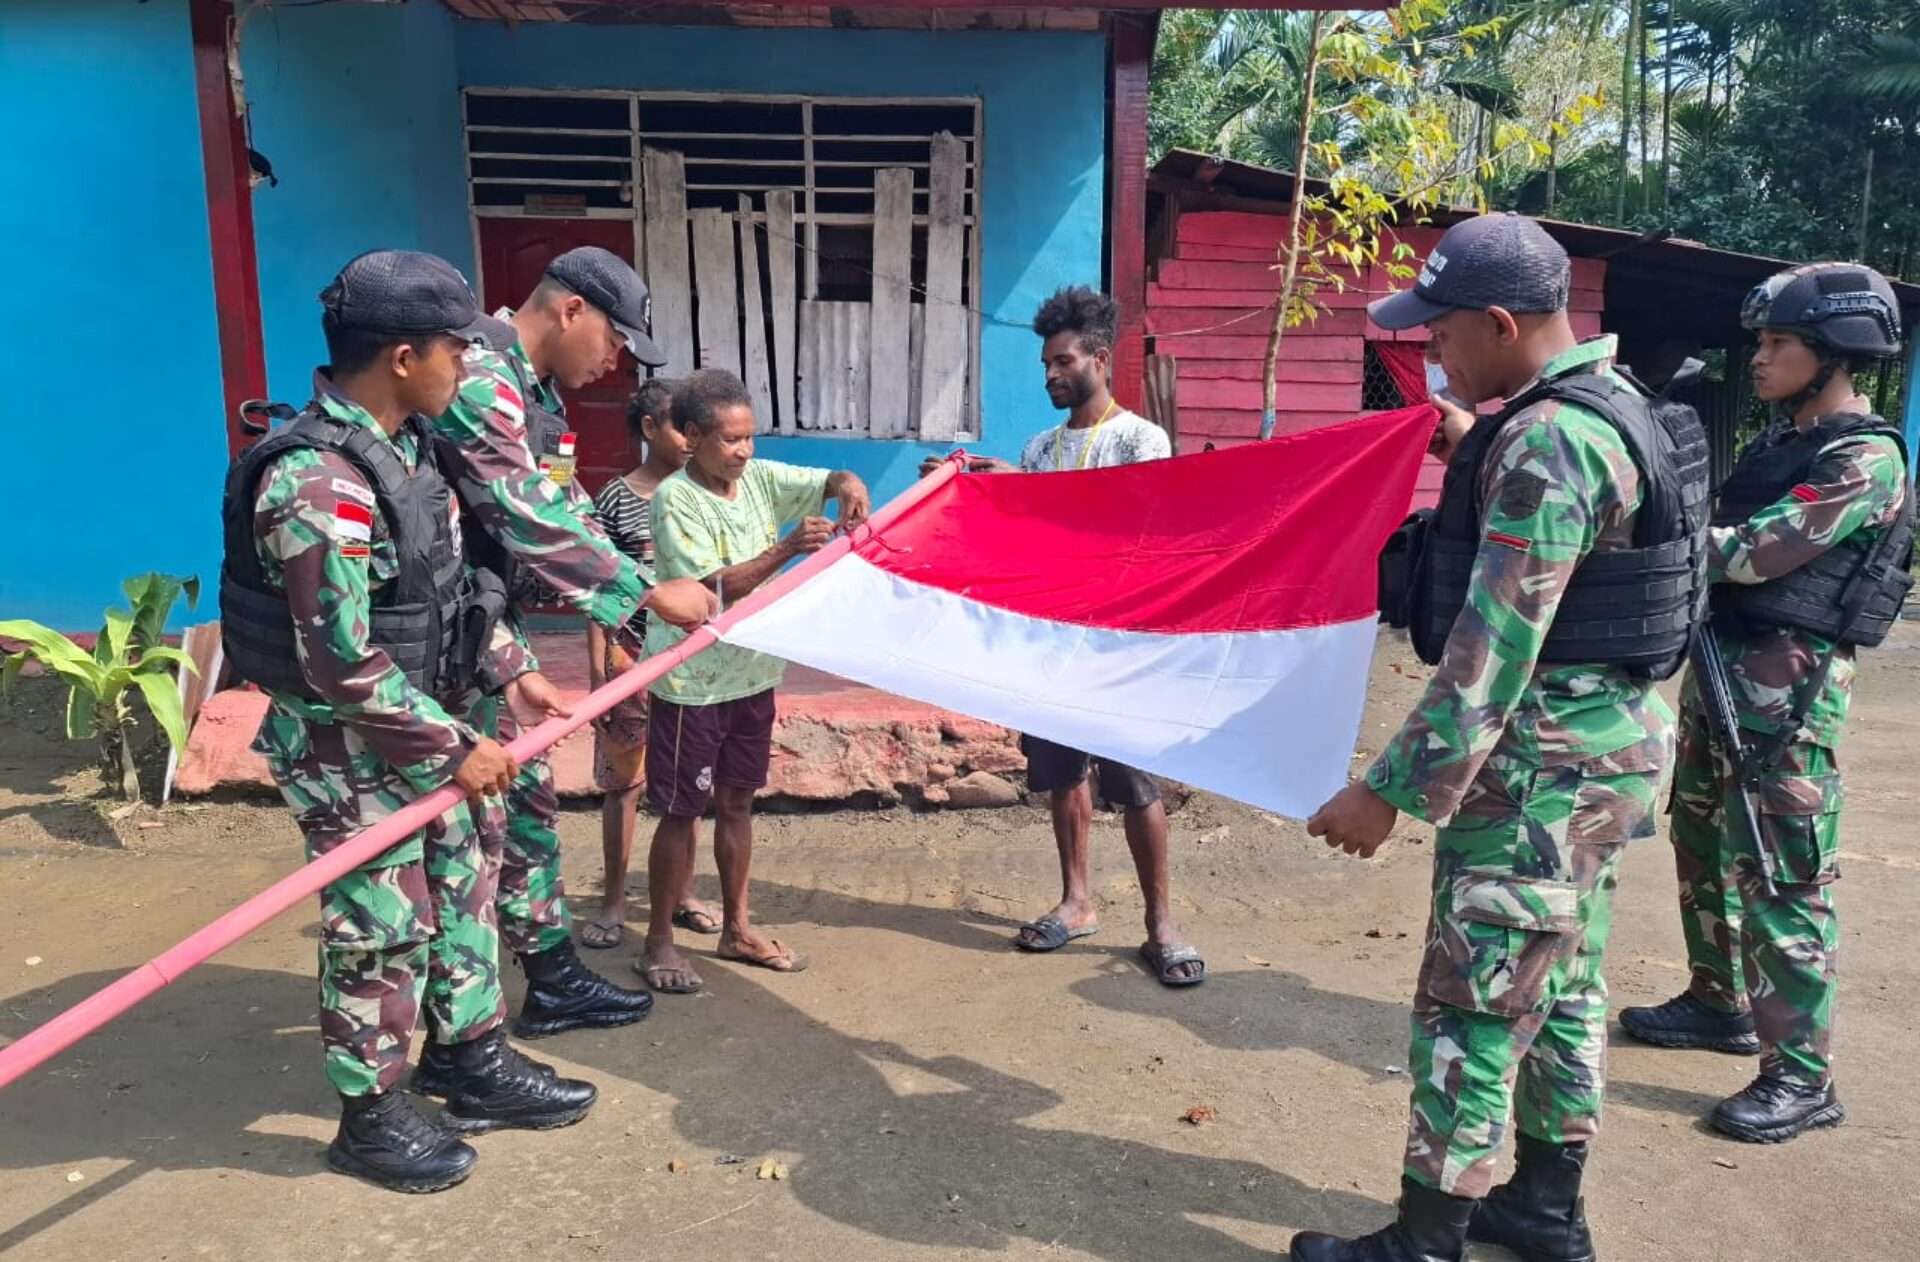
{"left": 409, "top": 1034, "right": 556, "bottom": 1099}
{"left": 514, "top": 939, "right": 654, "bottom": 1038}
{"left": 1467, "top": 1136, "right": 1596, "bottom": 1262}
{"left": 1710, "top": 1074, "right": 1844, "bottom": 1143}
{"left": 1289, "top": 1177, "right": 1475, "bottom": 1261}
{"left": 327, "top": 1091, "right": 477, "bottom": 1194}
{"left": 442, "top": 1028, "right": 597, "bottom": 1133}
{"left": 1618, "top": 992, "right": 1760, "bottom": 1055}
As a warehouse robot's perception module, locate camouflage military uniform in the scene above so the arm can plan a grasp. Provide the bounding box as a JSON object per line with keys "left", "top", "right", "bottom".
{"left": 1669, "top": 421, "right": 1907, "bottom": 1088}
{"left": 248, "top": 375, "right": 507, "bottom": 1097}
{"left": 431, "top": 319, "right": 649, "bottom": 956}
{"left": 1366, "top": 336, "right": 1673, "bottom": 1199}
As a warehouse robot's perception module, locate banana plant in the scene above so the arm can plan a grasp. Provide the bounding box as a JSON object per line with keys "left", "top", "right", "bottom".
{"left": 0, "top": 574, "right": 201, "bottom": 801}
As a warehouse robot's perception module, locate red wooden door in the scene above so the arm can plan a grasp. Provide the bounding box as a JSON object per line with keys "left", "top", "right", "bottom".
{"left": 477, "top": 217, "right": 640, "bottom": 494}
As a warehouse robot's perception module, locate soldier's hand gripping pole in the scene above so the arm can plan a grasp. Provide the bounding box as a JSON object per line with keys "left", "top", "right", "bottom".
{"left": 0, "top": 458, "right": 968, "bottom": 1092}
{"left": 1689, "top": 631, "right": 1780, "bottom": 899}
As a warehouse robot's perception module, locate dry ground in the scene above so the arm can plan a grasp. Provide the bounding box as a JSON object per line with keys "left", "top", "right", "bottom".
{"left": 2, "top": 627, "right": 1916, "bottom": 1261}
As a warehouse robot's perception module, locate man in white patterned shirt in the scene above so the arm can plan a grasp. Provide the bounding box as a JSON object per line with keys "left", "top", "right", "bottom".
{"left": 923, "top": 287, "right": 1200, "bottom": 986}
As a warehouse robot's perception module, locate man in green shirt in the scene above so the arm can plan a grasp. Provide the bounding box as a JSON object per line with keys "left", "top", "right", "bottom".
{"left": 636, "top": 369, "right": 870, "bottom": 993}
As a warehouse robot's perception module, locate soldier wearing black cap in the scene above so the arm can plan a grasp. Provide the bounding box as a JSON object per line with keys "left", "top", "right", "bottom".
{"left": 220, "top": 250, "right": 600, "bottom": 1193}
{"left": 1298, "top": 214, "right": 1711, "bottom": 1261}
{"left": 411, "top": 247, "right": 718, "bottom": 1089}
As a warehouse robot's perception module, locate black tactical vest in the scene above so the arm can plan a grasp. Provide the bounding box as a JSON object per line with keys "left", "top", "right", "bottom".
{"left": 439, "top": 353, "right": 568, "bottom": 601}
{"left": 220, "top": 407, "right": 505, "bottom": 700}
{"left": 1710, "top": 415, "right": 1914, "bottom": 647}
{"left": 1395, "top": 367, "right": 1711, "bottom": 681}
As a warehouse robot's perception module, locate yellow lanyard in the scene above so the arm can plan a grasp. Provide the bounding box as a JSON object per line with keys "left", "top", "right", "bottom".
{"left": 1053, "top": 398, "right": 1120, "bottom": 471}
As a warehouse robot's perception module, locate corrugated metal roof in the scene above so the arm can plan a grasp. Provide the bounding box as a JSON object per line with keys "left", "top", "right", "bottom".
{"left": 441, "top": 1, "right": 1377, "bottom": 25}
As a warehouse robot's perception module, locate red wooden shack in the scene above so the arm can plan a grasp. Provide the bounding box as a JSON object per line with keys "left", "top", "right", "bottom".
{"left": 1142, "top": 150, "right": 1920, "bottom": 506}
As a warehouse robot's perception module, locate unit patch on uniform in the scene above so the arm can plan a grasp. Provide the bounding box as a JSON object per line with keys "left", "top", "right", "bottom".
{"left": 330, "top": 477, "right": 375, "bottom": 506}
{"left": 1485, "top": 530, "right": 1534, "bottom": 552}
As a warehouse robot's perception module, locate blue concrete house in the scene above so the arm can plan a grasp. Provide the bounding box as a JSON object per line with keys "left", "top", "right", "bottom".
{"left": 6, "top": 0, "right": 1309, "bottom": 628}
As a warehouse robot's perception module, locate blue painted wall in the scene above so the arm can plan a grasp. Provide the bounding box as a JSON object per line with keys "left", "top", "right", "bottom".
{"left": 0, "top": 0, "right": 227, "bottom": 629}
{"left": 242, "top": 0, "right": 469, "bottom": 401}
{"left": 1903, "top": 339, "right": 1920, "bottom": 473}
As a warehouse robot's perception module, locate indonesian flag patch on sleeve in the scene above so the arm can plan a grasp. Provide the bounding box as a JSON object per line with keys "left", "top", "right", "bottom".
{"left": 1484, "top": 529, "right": 1534, "bottom": 552}
{"left": 334, "top": 501, "right": 373, "bottom": 557}
{"left": 1789, "top": 484, "right": 1821, "bottom": 504}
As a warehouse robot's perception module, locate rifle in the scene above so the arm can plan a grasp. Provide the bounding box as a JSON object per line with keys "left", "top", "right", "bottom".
{"left": 1688, "top": 631, "right": 1779, "bottom": 899}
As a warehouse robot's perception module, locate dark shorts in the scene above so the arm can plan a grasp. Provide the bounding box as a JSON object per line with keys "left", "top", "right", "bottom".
{"left": 1019, "top": 734, "right": 1161, "bottom": 809}
{"left": 646, "top": 689, "right": 777, "bottom": 818}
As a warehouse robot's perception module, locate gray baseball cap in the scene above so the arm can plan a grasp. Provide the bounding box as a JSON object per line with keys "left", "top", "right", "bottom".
{"left": 545, "top": 246, "right": 668, "bottom": 367}
{"left": 322, "top": 250, "right": 515, "bottom": 350}
{"left": 1368, "top": 213, "right": 1571, "bottom": 331}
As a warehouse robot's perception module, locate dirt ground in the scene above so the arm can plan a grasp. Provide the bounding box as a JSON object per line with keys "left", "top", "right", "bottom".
{"left": 2, "top": 627, "right": 1916, "bottom": 1262}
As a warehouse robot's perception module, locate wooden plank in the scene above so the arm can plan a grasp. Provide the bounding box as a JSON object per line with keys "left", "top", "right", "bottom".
{"left": 1180, "top": 409, "right": 1359, "bottom": 439}
{"left": 735, "top": 196, "right": 776, "bottom": 431}
{"left": 691, "top": 207, "right": 740, "bottom": 377}
{"left": 1151, "top": 333, "right": 1365, "bottom": 363}
{"left": 1176, "top": 210, "right": 1291, "bottom": 248}
{"left": 765, "top": 190, "right": 799, "bottom": 433}
{"left": 1148, "top": 283, "right": 1374, "bottom": 310}
{"left": 867, "top": 166, "right": 914, "bottom": 437}
{"left": 1174, "top": 358, "right": 1363, "bottom": 384}
{"left": 907, "top": 302, "right": 926, "bottom": 427}
{"left": 1158, "top": 258, "right": 1369, "bottom": 295}
{"left": 1180, "top": 378, "right": 1363, "bottom": 413}
{"left": 916, "top": 132, "right": 968, "bottom": 441}
{"left": 1570, "top": 310, "right": 1604, "bottom": 338}
{"left": 1570, "top": 258, "right": 1606, "bottom": 291}
{"left": 641, "top": 148, "right": 695, "bottom": 378}
{"left": 1172, "top": 241, "right": 1280, "bottom": 264}
{"left": 797, "top": 300, "right": 871, "bottom": 432}
{"left": 1146, "top": 306, "right": 1364, "bottom": 338}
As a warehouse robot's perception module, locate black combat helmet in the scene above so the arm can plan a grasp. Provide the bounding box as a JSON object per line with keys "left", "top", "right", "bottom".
{"left": 1740, "top": 262, "right": 1903, "bottom": 360}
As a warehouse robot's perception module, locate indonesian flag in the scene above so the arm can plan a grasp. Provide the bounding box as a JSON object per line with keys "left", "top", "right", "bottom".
{"left": 723, "top": 405, "right": 1436, "bottom": 818}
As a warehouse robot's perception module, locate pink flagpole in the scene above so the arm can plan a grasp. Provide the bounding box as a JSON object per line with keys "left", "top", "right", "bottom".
{"left": 0, "top": 457, "right": 965, "bottom": 1090}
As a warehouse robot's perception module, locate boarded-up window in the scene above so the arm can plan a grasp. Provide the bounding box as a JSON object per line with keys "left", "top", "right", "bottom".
{"left": 464, "top": 88, "right": 982, "bottom": 440}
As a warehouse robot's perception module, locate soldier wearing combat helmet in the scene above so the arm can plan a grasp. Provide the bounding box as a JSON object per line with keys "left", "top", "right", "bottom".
{"left": 1620, "top": 263, "right": 1913, "bottom": 1144}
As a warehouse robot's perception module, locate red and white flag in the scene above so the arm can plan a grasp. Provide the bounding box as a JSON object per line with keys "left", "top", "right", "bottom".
{"left": 723, "top": 405, "right": 1435, "bottom": 818}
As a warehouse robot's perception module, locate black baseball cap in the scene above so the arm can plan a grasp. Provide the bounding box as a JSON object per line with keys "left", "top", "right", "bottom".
{"left": 544, "top": 246, "right": 668, "bottom": 367}
{"left": 1367, "top": 213, "right": 1571, "bottom": 331}
{"left": 321, "top": 250, "right": 514, "bottom": 350}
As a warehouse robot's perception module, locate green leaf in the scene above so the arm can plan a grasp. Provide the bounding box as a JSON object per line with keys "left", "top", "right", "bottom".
{"left": 65, "top": 685, "right": 97, "bottom": 741}
{"left": 97, "top": 605, "right": 134, "bottom": 668}
{"left": 134, "top": 646, "right": 200, "bottom": 677}
{"left": 0, "top": 619, "right": 107, "bottom": 695}
{"left": 132, "top": 670, "right": 190, "bottom": 752}
{"left": 124, "top": 572, "right": 196, "bottom": 651}
{"left": 2, "top": 652, "right": 26, "bottom": 699}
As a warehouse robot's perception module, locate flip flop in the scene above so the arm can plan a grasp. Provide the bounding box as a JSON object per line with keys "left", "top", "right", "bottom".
{"left": 579, "top": 919, "right": 625, "bottom": 950}
{"left": 672, "top": 905, "right": 723, "bottom": 935}
{"left": 1014, "top": 914, "right": 1099, "bottom": 953}
{"left": 1139, "top": 941, "right": 1207, "bottom": 987}
{"left": 716, "top": 937, "right": 810, "bottom": 974}
{"left": 634, "top": 954, "right": 704, "bottom": 993}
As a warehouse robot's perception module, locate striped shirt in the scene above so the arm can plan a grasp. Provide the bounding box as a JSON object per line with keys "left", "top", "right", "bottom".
{"left": 591, "top": 474, "right": 658, "bottom": 641}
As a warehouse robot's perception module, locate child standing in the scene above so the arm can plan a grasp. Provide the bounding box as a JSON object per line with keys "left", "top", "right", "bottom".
{"left": 582, "top": 379, "right": 718, "bottom": 948}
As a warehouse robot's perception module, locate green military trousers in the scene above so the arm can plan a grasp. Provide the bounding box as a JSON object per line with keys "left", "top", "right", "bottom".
{"left": 1403, "top": 743, "right": 1665, "bottom": 1197}
{"left": 1667, "top": 701, "right": 1843, "bottom": 1087}
{"left": 257, "top": 712, "right": 507, "bottom": 1097}
{"left": 465, "top": 691, "right": 572, "bottom": 958}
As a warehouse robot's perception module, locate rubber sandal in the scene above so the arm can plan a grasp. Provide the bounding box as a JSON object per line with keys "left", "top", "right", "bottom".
{"left": 716, "top": 937, "right": 810, "bottom": 974}
{"left": 672, "top": 906, "right": 722, "bottom": 935}
{"left": 1139, "top": 941, "right": 1207, "bottom": 987}
{"left": 634, "top": 954, "right": 703, "bottom": 993}
{"left": 1014, "top": 914, "right": 1099, "bottom": 953}
{"left": 579, "top": 919, "right": 624, "bottom": 950}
